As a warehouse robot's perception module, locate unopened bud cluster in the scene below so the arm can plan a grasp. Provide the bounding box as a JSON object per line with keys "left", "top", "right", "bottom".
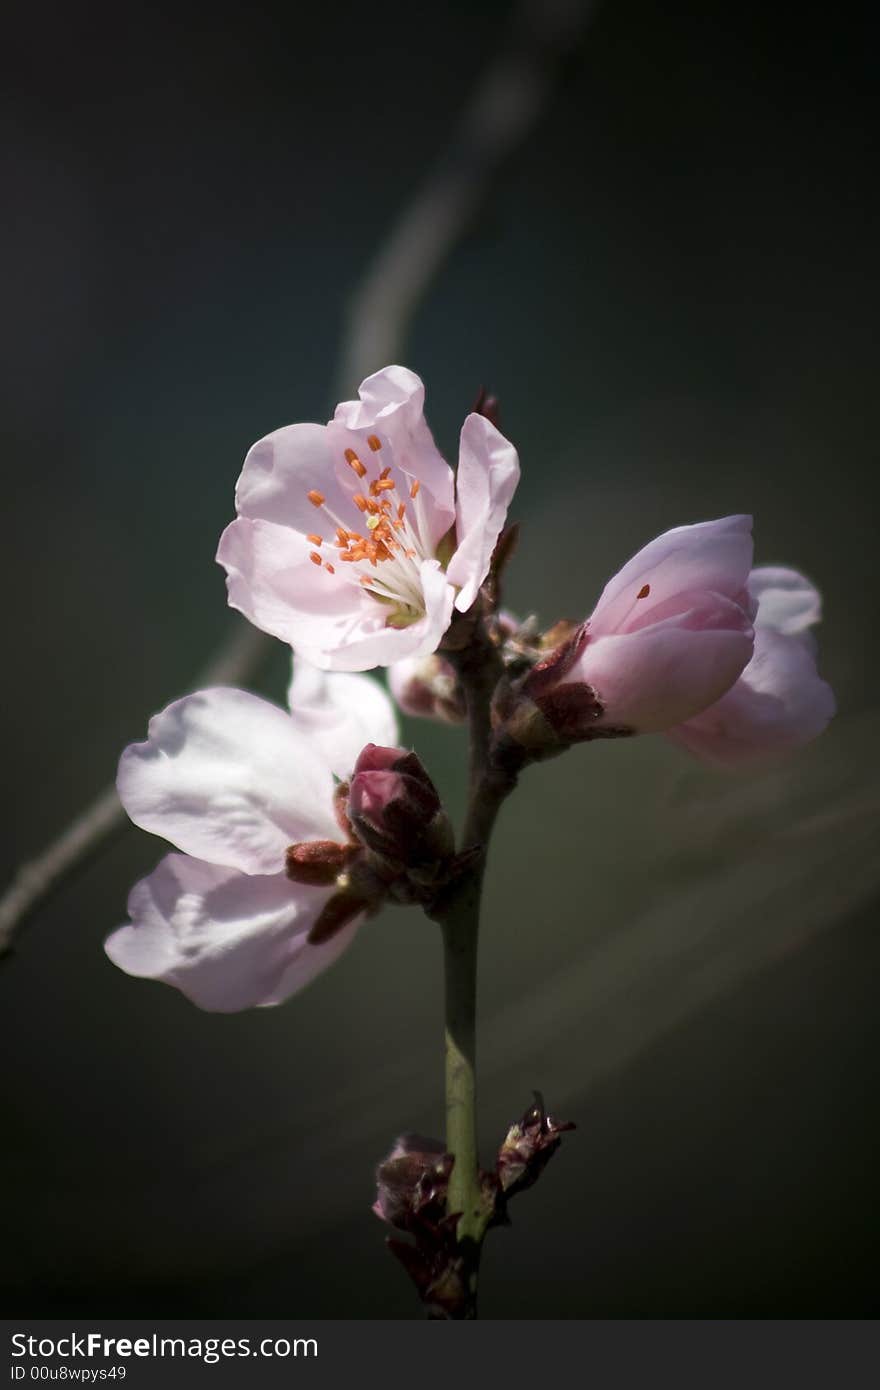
{"left": 373, "top": 1096, "right": 574, "bottom": 1319}
{"left": 285, "top": 743, "right": 457, "bottom": 943}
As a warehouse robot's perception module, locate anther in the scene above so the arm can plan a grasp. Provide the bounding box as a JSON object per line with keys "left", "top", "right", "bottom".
{"left": 307, "top": 533, "right": 323, "bottom": 546}
{"left": 410, "top": 480, "right": 420, "bottom": 499}
{"left": 324, "top": 562, "right": 335, "bottom": 574}
{"left": 310, "top": 551, "right": 322, "bottom": 566}
{"left": 344, "top": 448, "right": 367, "bottom": 478}
{"left": 367, "top": 435, "right": 382, "bottom": 452}
{"left": 308, "top": 490, "right": 325, "bottom": 507}
{"left": 637, "top": 583, "right": 651, "bottom": 599}
{"left": 353, "top": 494, "right": 369, "bottom": 512}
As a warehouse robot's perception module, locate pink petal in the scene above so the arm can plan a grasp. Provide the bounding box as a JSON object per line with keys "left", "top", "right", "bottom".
{"left": 287, "top": 659, "right": 399, "bottom": 779}
{"left": 666, "top": 626, "right": 836, "bottom": 765}
{"left": 105, "top": 855, "right": 357, "bottom": 1012}
{"left": 234, "top": 422, "right": 354, "bottom": 534}
{"left": 590, "top": 516, "right": 754, "bottom": 637}
{"left": 572, "top": 619, "right": 754, "bottom": 733}
{"left": 117, "top": 688, "right": 338, "bottom": 874}
{"left": 446, "top": 412, "right": 520, "bottom": 613}
{"left": 748, "top": 566, "right": 822, "bottom": 635}
{"left": 333, "top": 366, "right": 455, "bottom": 548}
{"left": 218, "top": 517, "right": 371, "bottom": 653}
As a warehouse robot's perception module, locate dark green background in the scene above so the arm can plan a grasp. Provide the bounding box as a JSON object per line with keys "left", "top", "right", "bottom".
{"left": 3, "top": 0, "right": 878, "bottom": 1316}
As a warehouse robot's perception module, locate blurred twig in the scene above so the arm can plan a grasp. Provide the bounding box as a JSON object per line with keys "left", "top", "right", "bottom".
{"left": 0, "top": 0, "right": 596, "bottom": 956}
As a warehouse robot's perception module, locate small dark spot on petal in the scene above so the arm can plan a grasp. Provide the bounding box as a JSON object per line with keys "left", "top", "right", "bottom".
{"left": 637, "top": 583, "right": 650, "bottom": 599}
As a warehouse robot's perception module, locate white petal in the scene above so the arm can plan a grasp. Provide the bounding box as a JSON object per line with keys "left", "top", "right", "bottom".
{"left": 287, "top": 658, "right": 399, "bottom": 779}
{"left": 117, "top": 688, "right": 338, "bottom": 874}
{"left": 105, "top": 855, "right": 357, "bottom": 1012}
{"left": 446, "top": 413, "right": 520, "bottom": 613}
{"left": 667, "top": 627, "right": 836, "bottom": 765}
{"left": 748, "top": 566, "right": 822, "bottom": 635}
{"left": 296, "top": 559, "right": 456, "bottom": 672}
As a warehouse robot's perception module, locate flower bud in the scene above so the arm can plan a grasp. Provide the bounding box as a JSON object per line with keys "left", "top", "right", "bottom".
{"left": 348, "top": 745, "right": 454, "bottom": 865}
{"left": 373, "top": 1133, "right": 452, "bottom": 1230}
{"left": 496, "top": 1093, "right": 575, "bottom": 1199}
{"left": 389, "top": 654, "right": 467, "bottom": 725}
{"left": 284, "top": 839, "right": 355, "bottom": 887}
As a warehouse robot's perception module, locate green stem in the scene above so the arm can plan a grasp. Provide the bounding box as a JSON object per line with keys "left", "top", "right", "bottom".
{"left": 442, "top": 875, "right": 483, "bottom": 1243}
{"left": 435, "top": 621, "right": 516, "bottom": 1316}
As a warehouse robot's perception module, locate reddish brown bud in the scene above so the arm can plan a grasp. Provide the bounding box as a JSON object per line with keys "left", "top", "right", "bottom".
{"left": 285, "top": 839, "right": 354, "bottom": 887}
{"left": 496, "top": 1093, "right": 576, "bottom": 1199}
{"left": 373, "top": 1134, "right": 452, "bottom": 1230}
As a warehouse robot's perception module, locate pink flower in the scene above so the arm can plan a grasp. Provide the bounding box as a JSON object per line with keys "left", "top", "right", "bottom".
{"left": 217, "top": 366, "right": 520, "bottom": 672}
{"left": 535, "top": 515, "right": 757, "bottom": 736}
{"left": 105, "top": 668, "right": 398, "bottom": 1012}
{"left": 666, "top": 566, "right": 835, "bottom": 764}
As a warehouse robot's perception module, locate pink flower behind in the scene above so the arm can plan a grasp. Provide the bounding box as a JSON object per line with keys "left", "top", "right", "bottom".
{"left": 217, "top": 366, "right": 520, "bottom": 672}
{"left": 666, "top": 566, "right": 835, "bottom": 764}
{"left": 106, "top": 669, "right": 398, "bottom": 1012}
{"left": 546, "top": 516, "right": 757, "bottom": 735}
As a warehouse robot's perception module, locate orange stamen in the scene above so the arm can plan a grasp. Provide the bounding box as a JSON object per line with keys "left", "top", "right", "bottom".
{"left": 367, "top": 434, "right": 382, "bottom": 452}
{"left": 309, "top": 551, "right": 322, "bottom": 566}
{"left": 344, "top": 448, "right": 367, "bottom": 478}
{"left": 307, "top": 533, "right": 323, "bottom": 546}
{"left": 307, "top": 490, "right": 325, "bottom": 507}
{"left": 397, "top": 502, "right": 406, "bottom": 520}
{"left": 353, "top": 494, "right": 369, "bottom": 512}
{"left": 324, "top": 563, "right": 335, "bottom": 574}
{"left": 375, "top": 478, "right": 395, "bottom": 492}
{"left": 410, "top": 480, "right": 420, "bottom": 499}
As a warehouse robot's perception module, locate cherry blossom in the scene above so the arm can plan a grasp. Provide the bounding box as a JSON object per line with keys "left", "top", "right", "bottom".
{"left": 217, "top": 366, "right": 519, "bottom": 672}
{"left": 105, "top": 669, "right": 397, "bottom": 1011}
{"left": 524, "top": 515, "right": 757, "bottom": 739}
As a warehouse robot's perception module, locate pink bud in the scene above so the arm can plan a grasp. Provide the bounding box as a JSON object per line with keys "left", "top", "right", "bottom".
{"left": 389, "top": 654, "right": 467, "bottom": 724}
{"left": 512, "top": 518, "right": 757, "bottom": 747}
{"left": 348, "top": 745, "right": 453, "bottom": 864}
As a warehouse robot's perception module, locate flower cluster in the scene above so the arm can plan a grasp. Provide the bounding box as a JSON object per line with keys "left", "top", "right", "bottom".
{"left": 108, "top": 366, "right": 835, "bottom": 1012}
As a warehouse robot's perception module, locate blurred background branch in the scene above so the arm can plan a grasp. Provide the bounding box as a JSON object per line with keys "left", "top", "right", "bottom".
{"left": 0, "top": 0, "right": 596, "bottom": 956}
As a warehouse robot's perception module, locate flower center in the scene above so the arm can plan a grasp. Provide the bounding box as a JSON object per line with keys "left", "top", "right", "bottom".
{"left": 306, "top": 436, "right": 433, "bottom": 626}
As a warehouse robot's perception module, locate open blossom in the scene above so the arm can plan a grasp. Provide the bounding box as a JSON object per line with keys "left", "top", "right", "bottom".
{"left": 217, "top": 366, "right": 520, "bottom": 672}
{"left": 524, "top": 515, "right": 758, "bottom": 738}
{"left": 105, "top": 668, "right": 398, "bottom": 1012}
{"left": 666, "top": 566, "right": 835, "bottom": 764}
